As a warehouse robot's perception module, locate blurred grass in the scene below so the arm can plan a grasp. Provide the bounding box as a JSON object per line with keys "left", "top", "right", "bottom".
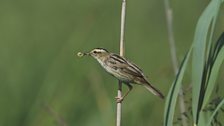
{"left": 0, "top": 0, "right": 223, "bottom": 126}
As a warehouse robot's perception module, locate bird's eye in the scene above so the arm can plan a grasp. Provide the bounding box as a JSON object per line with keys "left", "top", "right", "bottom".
{"left": 93, "top": 51, "right": 101, "bottom": 54}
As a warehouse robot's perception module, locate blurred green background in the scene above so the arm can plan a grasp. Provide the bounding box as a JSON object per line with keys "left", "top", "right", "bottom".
{"left": 0, "top": 0, "right": 223, "bottom": 126}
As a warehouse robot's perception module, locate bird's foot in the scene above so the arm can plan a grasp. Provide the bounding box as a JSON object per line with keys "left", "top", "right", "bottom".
{"left": 115, "top": 96, "right": 124, "bottom": 103}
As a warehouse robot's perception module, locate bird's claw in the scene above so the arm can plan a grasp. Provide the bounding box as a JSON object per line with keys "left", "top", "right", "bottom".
{"left": 115, "top": 96, "right": 124, "bottom": 103}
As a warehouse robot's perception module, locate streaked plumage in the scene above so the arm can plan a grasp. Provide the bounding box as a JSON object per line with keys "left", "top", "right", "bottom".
{"left": 86, "top": 48, "right": 164, "bottom": 102}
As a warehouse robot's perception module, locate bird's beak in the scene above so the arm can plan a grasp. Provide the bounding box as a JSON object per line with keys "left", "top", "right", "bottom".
{"left": 83, "top": 52, "right": 90, "bottom": 56}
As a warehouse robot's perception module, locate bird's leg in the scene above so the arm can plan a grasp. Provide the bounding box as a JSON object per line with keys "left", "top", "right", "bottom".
{"left": 115, "top": 83, "right": 133, "bottom": 103}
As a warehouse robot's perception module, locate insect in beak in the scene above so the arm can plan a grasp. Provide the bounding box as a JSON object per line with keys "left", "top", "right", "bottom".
{"left": 77, "top": 52, "right": 90, "bottom": 57}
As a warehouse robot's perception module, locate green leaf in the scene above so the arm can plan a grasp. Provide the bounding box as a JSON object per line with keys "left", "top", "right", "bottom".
{"left": 191, "top": 0, "right": 221, "bottom": 123}
{"left": 206, "top": 0, "right": 220, "bottom": 58}
{"left": 164, "top": 48, "right": 192, "bottom": 126}
{"left": 203, "top": 33, "right": 224, "bottom": 108}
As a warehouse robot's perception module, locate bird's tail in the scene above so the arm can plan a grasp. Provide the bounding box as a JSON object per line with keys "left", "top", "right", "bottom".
{"left": 143, "top": 82, "right": 165, "bottom": 99}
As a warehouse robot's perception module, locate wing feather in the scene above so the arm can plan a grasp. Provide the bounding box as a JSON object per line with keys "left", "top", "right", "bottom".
{"left": 107, "top": 54, "right": 144, "bottom": 77}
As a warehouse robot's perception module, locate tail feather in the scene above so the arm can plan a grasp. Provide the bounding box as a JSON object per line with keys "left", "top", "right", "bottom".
{"left": 143, "top": 83, "right": 165, "bottom": 99}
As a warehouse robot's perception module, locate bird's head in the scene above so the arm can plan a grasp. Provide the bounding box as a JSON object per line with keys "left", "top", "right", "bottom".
{"left": 86, "top": 48, "right": 110, "bottom": 60}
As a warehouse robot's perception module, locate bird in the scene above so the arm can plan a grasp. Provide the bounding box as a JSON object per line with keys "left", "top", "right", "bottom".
{"left": 80, "top": 48, "right": 164, "bottom": 102}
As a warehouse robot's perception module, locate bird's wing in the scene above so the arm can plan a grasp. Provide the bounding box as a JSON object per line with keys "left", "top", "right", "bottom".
{"left": 107, "top": 54, "right": 144, "bottom": 77}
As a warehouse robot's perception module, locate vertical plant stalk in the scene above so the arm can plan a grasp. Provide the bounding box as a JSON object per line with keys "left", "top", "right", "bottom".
{"left": 116, "top": 0, "right": 126, "bottom": 126}
{"left": 163, "top": 0, "right": 187, "bottom": 126}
